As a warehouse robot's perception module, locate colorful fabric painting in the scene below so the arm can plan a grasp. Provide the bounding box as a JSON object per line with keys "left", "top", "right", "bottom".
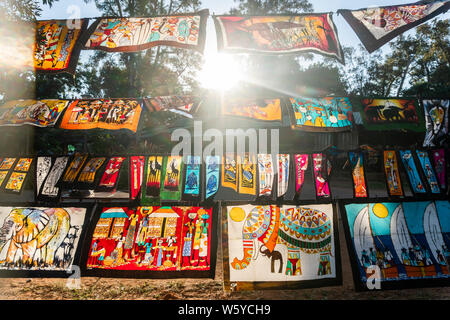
{"left": 416, "top": 150, "right": 441, "bottom": 194}
{"left": 277, "top": 154, "right": 290, "bottom": 197}
{"left": 339, "top": 1, "right": 450, "bottom": 53}
{"left": 295, "top": 154, "right": 309, "bottom": 195}
{"left": 0, "top": 206, "right": 87, "bottom": 272}
{"left": 358, "top": 98, "right": 425, "bottom": 131}
{"left": 4, "top": 172, "right": 27, "bottom": 193}
{"left": 224, "top": 204, "right": 338, "bottom": 291}
{"left": 348, "top": 152, "right": 368, "bottom": 198}
{"left": 238, "top": 153, "right": 256, "bottom": 195}
{"left": 36, "top": 157, "right": 52, "bottom": 195}
{"left": 222, "top": 99, "right": 282, "bottom": 121}
{"left": 84, "top": 10, "right": 209, "bottom": 53}
{"left": 96, "top": 157, "right": 126, "bottom": 192}
{"left": 40, "top": 156, "right": 69, "bottom": 198}
{"left": 258, "top": 154, "right": 274, "bottom": 197}
{"left": 313, "top": 153, "right": 331, "bottom": 198}
{"left": 85, "top": 206, "right": 214, "bottom": 275}
{"left": 423, "top": 99, "right": 449, "bottom": 147}
{"left": 431, "top": 149, "right": 446, "bottom": 191}
{"left": 213, "top": 13, "right": 345, "bottom": 63}
{"left": 222, "top": 153, "right": 238, "bottom": 192}
{"left": 383, "top": 151, "right": 403, "bottom": 196}
{"left": 399, "top": 150, "right": 426, "bottom": 194}
{"left": 60, "top": 154, "right": 88, "bottom": 186}
{"left": 144, "top": 96, "right": 198, "bottom": 116}
{"left": 76, "top": 157, "right": 106, "bottom": 187}
{"left": 205, "top": 156, "right": 220, "bottom": 199}
{"left": 34, "top": 19, "right": 89, "bottom": 74}
{"left": 290, "top": 97, "right": 353, "bottom": 131}
{"left": 14, "top": 158, "right": 33, "bottom": 172}
{"left": 0, "top": 99, "right": 69, "bottom": 127}
{"left": 130, "top": 156, "right": 145, "bottom": 200}
{"left": 0, "top": 158, "right": 16, "bottom": 170}
{"left": 0, "top": 171, "right": 8, "bottom": 188}
{"left": 160, "top": 156, "right": 183, "bottom": 201}
{"left": 59, "top": 99, "right": 143, "bottom": 132}
{"left": 144, "top": 156, "right": 163, "bottom": 197}
{"left": 342, "top": 201, "right": 450, "bottom": 291}
{"left": 184, "top": 156, "right": 201, "bottom": 196}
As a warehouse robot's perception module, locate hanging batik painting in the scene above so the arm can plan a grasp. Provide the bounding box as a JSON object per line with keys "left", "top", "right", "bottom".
{"left": 313, "top": 153, "right": 331, "bottom": 198}
{"left": 341, "top": 200, "right": 450, "bottom": 291}
{"left": 160, "top": 156, "right": 183, "bottom": 201}
{"left": 415, "top": 150, "right": 441, "bottom": 194}
{"left": 36, "top": 157, "right": 52, "bottom": 195}
{"left": 143, "top": 156, "right": 163, "bottom": 198}
{"left": 258, "top": 154, "right": 274, "bottom": 197}
{"left": 223, "top": 204, "right": 340, "bottom": 291}
{"left": 358, "top": 98, "right": 425, "bottom": 131}
{"left": 59, "top": 99, "right": 143, "bottom": 132}
{"left": 84, "top": 10, "right": 209, "bottom": 53}
{"left": 96, "top": 157, "right": 126, "bottom": 192}
{"left": 213, "top": 13, "right": 345, "bottom": 63}
{"left": 205, "top": 156, "right": 220, "bottom": 199}
{"left": 0, "top": 100, "right": 69, "bottom": 127}
{"left": 58, "top": 154, "right": 88, "bottom": 189}
{"left": 75, "top": 157, "right": 107, "bottom": 189}
{"left": 144, "top": 96, "right": 199, "bottom": 117}
{"left": 0, "top": 206, "right": 88, "bottom": 275}
{"left": 0, "top": 158, "right": 16, "bottom": 170}
{"left": 383, "top": 150, "right": 403, "bottom": 196}
{"left": 294, "top": 154, "right": 309, "bottom": 196}
{"left": 130, "top": 156, "right": 145, "bottom": 200}
{"left": 348, "top": 152, "right": 368, "bottom": 198}
{"left": 289, "top": 97, "right": 353, "bottom": 131}
{"left": 222, "top": 99, "right": 282, "bottom": 122}
{"left": 34, "top": 19, "right": 89, "bottom": 74}
{"left": 423, "top": 99, "right": 449, "bottom": 147}
{"left": 39, "top": 156, "right": 69, "bottom": 199}
{"left": 4, "top": 158, "right": 33, "bottom": 193}
{"left": 277, "top": 154, "right": 290, "bottom": 198}
{"left": 184, "top": 156, "right": 201, "bottom": 198}
{"left": 83, "top": 206, "right": 215, "bottom": 277}
{"left": 338, "top": 1, "right": 450, "bottom": 53}
{"left": 0, "top": 171, "right": 8, "bottom": 188}
{"left": 431, "top": 149, "right": 446, "bottom": 192}
{"left": 399, "top": 150, "right": 426, "bottom": 195}
{"left": 222, "top": 153, "right": 238, "bottom": 192}
{"left": 238, "top": 154, "right": 256, "bottom": 195}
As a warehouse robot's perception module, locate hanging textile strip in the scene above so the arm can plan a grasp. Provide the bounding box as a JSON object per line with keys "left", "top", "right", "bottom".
{"left": 0, "top": 99, "right": 70, "bottom": 127}
{"left": 76, "top": 157, "right": 107, "bottom": 189}
{"left": 145, "top": 156, "right": 163, "bottom": 197}
{"left": 358, "top": 98, "right": 425, "bottom": 132}
{"left": 399, "top": 150, "right": 426, "bottom": 194}
{"left": 431, "top": 149, "right": 446, "bottom": 191}
{"left": 348, "top": 152, "right": 368, "bottom": 198}
{"left": 84, "top": 10, "right": 209, "bottom": 53}
{"left": 184, "top": 155, "right": 201, "bottom": 196}
{"left": 144, "top": 96, "right": 198, "bottom": 116}
{"left": 40, "top": 156, "right": 69, "bottom": 198}
{"left": 423, "top": 99, "right": 449, "bottom": 147}
{"left": 36, "top": 157, "right": 52, "bottom": 195}
{"left": 277, "top": 154, "right": 290, "bottom": 197}
{"left": 222, "top": 153, "right": 238, "bottom": 192}
{"left": 295, "top": 154, "right": 309, "bottom": 195}
{"left": 238, "top": 153, "right": 256, "bottom": 195}
{"left": 338, "top": 1, "right": 450, "bottom": 53}
{"left": 415, "top": 150, "right": 441, "bottom": 194}
{"left": 312, "top": 153, "right": 331, "bottom": 198}
{"left": 289, "top": 97, "right": 353, "bottom": 131}
{"left": 33, "top": 19, "right": 89, "bottom": 74}
{"left": 59, "top": 99, "right": 143, "bottom": 132}
{"left": 213, "top": 13, "right": 345, "bottom": 64}
{"left": 258, "top": 154, "right": 274, "bottom": 197}
{"left": 59, "top": 154, "right": 88, "bottom": 187}
{"left": 3, "top": 157, "right": 33, "bottom": 193}
{"left": 383, "top": 150, "right": 403, "bottom": 196}
{"left": 205, "top": 155, "right": 220, "bottom": 199}
{"left": 130, "top": 156, "right": 145, "bottom": 200}
{"left": 222, "top": 98, "right": 282, "bottom": 121}
{"left": 160, "top": 156, "right": 183, "bottom": 201}
{"left": 96, "top": 156, "right": 126, "bottom": 192}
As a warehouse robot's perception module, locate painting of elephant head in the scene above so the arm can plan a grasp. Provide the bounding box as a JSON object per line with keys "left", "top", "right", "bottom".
{"left": 226, "top": 204, "right": 336, "bottom": 285}
{"left": 0, "top": 206, "right": 87, "bottom": 271}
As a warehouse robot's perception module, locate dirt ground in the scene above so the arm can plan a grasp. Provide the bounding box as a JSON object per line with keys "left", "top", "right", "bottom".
{"left": 0, "top": 219, "right": 449, "bottom": 300}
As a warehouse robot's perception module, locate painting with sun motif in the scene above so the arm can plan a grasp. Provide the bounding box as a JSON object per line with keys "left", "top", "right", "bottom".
{"left": 342, "top": 200, "right": 450, "bottom": 291}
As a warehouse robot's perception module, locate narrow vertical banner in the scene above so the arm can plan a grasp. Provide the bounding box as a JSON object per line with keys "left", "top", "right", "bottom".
{"left": 238, "top": 153, "right": 256, "bottom": 195}
{"left": 205, "top": 155, "right": 220, "bottom": 199}
{"left": 431, "top": 149, "right": 447, "bottom": 192}
{"left": 383, "top": 150, "right": 403, "bottom": 196}
{"left": 295, "top": 154, "right": 309, "bottom": 195}
{"left": 313, "top": 153, "right": 331, "bottom": 198}
{"left": 59, "top": 154, "right": 88, "bottom": 188}
{"left": 130, "top": 156, "right": 145, "bottom": 200}
{"left": 399, "top": 150, "right": 426, "bottom": 194}
{"left": 96, "top": 156, "right": 126, "bottom": 192}
{"left": 145, "top": 156, "right": 163, "bottom": 197}
{"left": 257, "top": 154, "right": 274, "bottom": 197}
{"left": 184, "top": 155, "right": 201, "bottom": 196}
{"left": 40, "top": 156, "right": 69, "bottom": 198}
{"left": 222, "top": 153, "right": 238, "bottom": 192}
{"left": 415, "top": 150, "right": 441, "bottom": 194}
{"left": 160, "top": 155, "right": 183, "bottom": 201}
{"left": 348, "top": 152, "right": 368, "bottom": 198}
{"left": 36, "top": 156, "right": 52, "bottom": 195}
{"left": 277, "top": 154, "right": 290, "bottom": 197}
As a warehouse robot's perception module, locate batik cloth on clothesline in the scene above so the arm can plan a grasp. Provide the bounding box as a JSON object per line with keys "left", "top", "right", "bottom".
{"left": 84, "top": 10, "right": 209, "bottom": 53}
{"left": 289, "top": 97, "right": 353, "bottom": 131}
{"left": 222, "top": 99, "right": 282, "bottom": 122}
{"left": 277, "top": 154, "right": 290, "bottom": 198}
{"left": 383, "top": 150, "right": 403, "bottom": 197}
{"left": 222, "top": 153, "right": 238, "bottom": 192}
{"left": 0, "top": 100, "right": 69, "bottom": 127}
{"left": 399, "top": 150, "right": 426, "bottom": 195}
{"left": 223, "top": 204, "right": 340, "bottom": 291}
{"left": 36, "top": 157, "right": 52, "bottom": 195}
{"left": 57, "top": 154, "right": 88, "bottom": 190}
{"left": 205, "top": 156, "right": 220, "bottom": 199}
{"left": 312, "top": 153, "right": 331, "bottom": 199}
{"left": 83, "top": 205, "right": 216, "bottom": 278}
{"left": 130, "top": 156, "right": 145, "bottom": 200}
{"left": 144, "top": 96, "right": 199, "bottom": 118}
{"left": 213, "top": 13, "right": 345, "bottom": 64}
{"left": 95, "top": 157, "right": 127, "bottom": 193}
{"left": 431, "top": 149, "right": 447, "bottom": 192}
{"left": 238, "top": 154, "right": 256, "bottom": 196}
{"left": 59, "top": 99, "right": 142, "bottom": 132}
{"left": 338, "top": 1, "right": 450, "bottom": 53}
{"left": 75, "top": 157, "right": 107, "bottom": 190}
{"left": 143, "top": 156, "right": 163, "bottom": 200}
{"left": 341, "top": 200, "right": 450, "bottom": 291}
{"left": 184, "top": 155, "right": 201, "bottom": 197}
{"left": 160, "top": 156, "right": 183, "bottom": 201}
{"left": 423, "top": 99, "right": 449, "bottom": 147}
{"left": 39, "top": 156, "right": 69, "bottom": 199}
{"left": 348, "top": 152, "right": 368, "bottom": 198}
{"left": 415, "top": 150, "right": 441, "bottom": 194}
{"left": 294, "top": 154, "right": 309, "bottom": 196}
{"left": 258, "top": 154, "right": 274, "bottom": 197}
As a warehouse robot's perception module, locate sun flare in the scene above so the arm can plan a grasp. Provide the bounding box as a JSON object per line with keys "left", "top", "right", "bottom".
{"left": 198, "top": 53, "right": 244, "bottom": 90}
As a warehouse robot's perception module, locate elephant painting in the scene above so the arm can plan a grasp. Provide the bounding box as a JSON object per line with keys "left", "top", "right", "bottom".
{"left": 0, "top": 207, "right": 83, "bottom": 270}
{"left": 229, "top": 205, "right": 333, "bottom": 278}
